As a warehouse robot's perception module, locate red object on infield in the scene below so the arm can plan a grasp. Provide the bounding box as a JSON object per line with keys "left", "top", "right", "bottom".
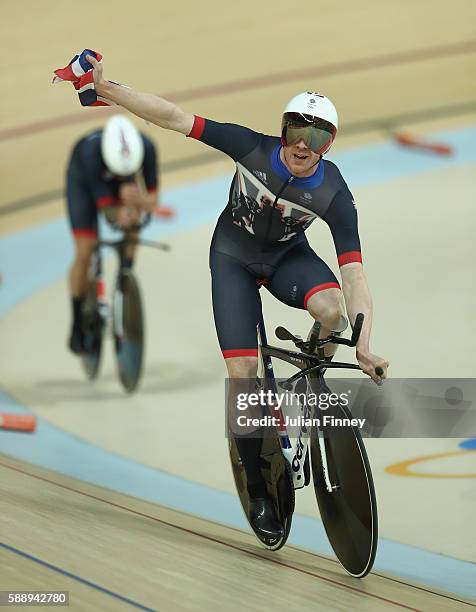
{"left": 154, "top": 206, "right": 175, "bottom": 218}
{"left": 393, "top": 133, "right": 453, "bottom": 155}
{"left": 0, "top": 413, "right": 37, "bottom": 432}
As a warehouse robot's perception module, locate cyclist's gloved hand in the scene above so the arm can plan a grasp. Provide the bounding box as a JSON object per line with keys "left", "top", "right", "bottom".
{"left": 356, "top": 350, "right": 389, "bottom": 385}
{"left": 117, "top": 205, "right": 141, "bottom": 228}
{"left": 119, "top": 182, "right": 141, "bottom": 206}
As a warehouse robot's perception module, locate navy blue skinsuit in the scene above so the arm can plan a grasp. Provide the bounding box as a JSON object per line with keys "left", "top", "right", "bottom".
{"left": 187, "top": 116, "right": 362, "bottom": 357}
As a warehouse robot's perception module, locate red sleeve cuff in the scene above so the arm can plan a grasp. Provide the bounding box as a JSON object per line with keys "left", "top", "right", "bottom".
{"left": 187, "top": 115, "right": 205, "bottom": 140}
{"left": 338, "top": 251, "right": 362, "bottom": 266}
{"left": 96, "top": 195, "right": 121, "bottom": 209}
{"left": 72, "top": 229, "right": 98, "bottom": 238}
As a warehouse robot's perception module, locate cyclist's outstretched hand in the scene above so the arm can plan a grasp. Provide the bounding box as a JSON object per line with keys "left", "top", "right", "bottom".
{"left": 357, "top": 350, "right": 389, "bottom": 385}
{"left": 85, "top": 54, "right": 105, "bottom": 90}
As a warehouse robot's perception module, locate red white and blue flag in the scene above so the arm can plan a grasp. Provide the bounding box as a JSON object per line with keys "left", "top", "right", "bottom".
{"left": 53, "top": 49, "right": 117, "bottom": 107}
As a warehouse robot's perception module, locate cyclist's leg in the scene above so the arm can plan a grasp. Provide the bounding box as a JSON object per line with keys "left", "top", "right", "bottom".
{"left": 66, "top": 164, "right": 98, "bottom": 352}
{"left": 69, "top": 235, "right": 97, "bottom": 295}
{"left": 211, "top": 249, "right": 284, "bottom": 537}
{"left": 210, "top": 250, "right": 260, "bottom": 370}
{"left": 268, "top": 242, "right": 345, "bottom": 358}
{"left": 210, "top": 251, "right": 266, "bottom": 487}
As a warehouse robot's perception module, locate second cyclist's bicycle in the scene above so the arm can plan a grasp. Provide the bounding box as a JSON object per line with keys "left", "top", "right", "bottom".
{"left": 81, "top": 232, "right": 169, "bottom": 392}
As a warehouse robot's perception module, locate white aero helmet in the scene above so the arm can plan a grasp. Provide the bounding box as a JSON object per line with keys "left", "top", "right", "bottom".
{"left": 101, "top": 115, "right": 145, "bottom": 176}
{"left": 281, "top": 92, "right": 339, "bottom": 155}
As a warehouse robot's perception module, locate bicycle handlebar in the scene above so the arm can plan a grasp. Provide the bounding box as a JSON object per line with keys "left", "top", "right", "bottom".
{"left": 305, "top": 313, "right": 364, "bottom": 351}
{"left": 308, "top": 321, "right": 321, "bottom": 354}
{"left": 104, "top": 212, "right": 153, "bottom": 234}
{"left": 135, "top": 239, "right": 171, "bottom": 251}
{"left": 275, "top": 313, "right": 386, "bottom": 385}
{"left": 275, "top": 326, "right": 297, "bottom": 342}
{"left": 97, "top": 237, "right": 170, "bottom": 251}
{"left": 350, "top": 313, "right": 364, "bottom": 346}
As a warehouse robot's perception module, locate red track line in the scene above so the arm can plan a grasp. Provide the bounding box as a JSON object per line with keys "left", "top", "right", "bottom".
{"left": 166, "top": 39, "right": 476, "bottom": 103}
{"left": 1, "top": 39, "right": 476, "bottom": 144}
{"left": 0, "top": 107, "right": 116, "bottom": 142}
{"left": 0, "top": 460, "right": 427, "bottom": 611}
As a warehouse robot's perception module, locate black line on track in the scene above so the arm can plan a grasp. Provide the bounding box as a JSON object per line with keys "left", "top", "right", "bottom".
{"left": 0, "top": 541, "right": 156, "bottom": 611}
{"left": 2, "top": 100, "right": 475, "bottom": 220}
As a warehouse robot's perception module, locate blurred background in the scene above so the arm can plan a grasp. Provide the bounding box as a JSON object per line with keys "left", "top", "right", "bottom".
{"left": 1, "top": 1, "right": 475, "bottom": 610}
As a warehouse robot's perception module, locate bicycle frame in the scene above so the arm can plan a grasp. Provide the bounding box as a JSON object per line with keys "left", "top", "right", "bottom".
{"left": 95, "top": 235, "right": 169, "bottom": 331}
{"left": 86, "top": 241, "right": 124, "bottom": 336}
{"left": 94, "top": 235, "right": 169, "bottom": 283}
{"left": 258, "top": 313, "right": 362, "bottom": 491}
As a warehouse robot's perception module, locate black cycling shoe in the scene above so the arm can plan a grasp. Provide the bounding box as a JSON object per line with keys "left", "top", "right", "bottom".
{"left": 69, "top": 326, "right": 85, "bottom": 355}
{"left": 249, "top": 495, "right": 284, "bottom": 543}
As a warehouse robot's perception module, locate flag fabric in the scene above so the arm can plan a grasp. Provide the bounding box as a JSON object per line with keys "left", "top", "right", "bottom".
{"left": 53, "top": 49, "right": 118, "bottom": 107}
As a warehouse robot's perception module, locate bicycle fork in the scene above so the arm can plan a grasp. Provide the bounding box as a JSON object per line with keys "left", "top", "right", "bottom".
{"left": 258, "top": 318, "right": 309, "bottom": 490}
{"left": 258, "top": 318, "right": 338, "bottom": 493}
{"left": 92, "top": 249, "right": 110, "bottom": 324}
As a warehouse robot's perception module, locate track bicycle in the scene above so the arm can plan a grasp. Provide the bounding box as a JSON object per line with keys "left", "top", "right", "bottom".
{"left": 229, "top": 312, "right": 383, "bottom": 578}
{"left": 81, "top": 230, "right": 169, "bottom": 392}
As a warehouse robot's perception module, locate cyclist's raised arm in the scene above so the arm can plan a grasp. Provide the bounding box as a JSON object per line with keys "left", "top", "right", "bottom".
{"left": 86, "top": 55, "right": 194, "bottom": 135}
{"left": 86, "top": 55, "right": 262, "bottom": 160}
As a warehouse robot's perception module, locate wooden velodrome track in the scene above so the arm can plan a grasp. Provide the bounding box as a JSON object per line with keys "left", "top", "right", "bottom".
{"left": 1, "top": 455, "right": 473, "bottom": 612}
{"left": 1, "top": 1, "right": 476, "bottom": 610}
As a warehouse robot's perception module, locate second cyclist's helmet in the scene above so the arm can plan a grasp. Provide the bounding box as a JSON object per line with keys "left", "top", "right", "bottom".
{"left": 101, "top": 115, "right": 144, "bottom": 176}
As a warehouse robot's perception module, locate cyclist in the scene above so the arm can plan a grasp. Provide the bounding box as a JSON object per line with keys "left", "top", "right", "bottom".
{"left": 66, "top": 115, "right": 159, "bottom": 354}
{"left": 85, "top": 55, "right": 389, "bottom": 540}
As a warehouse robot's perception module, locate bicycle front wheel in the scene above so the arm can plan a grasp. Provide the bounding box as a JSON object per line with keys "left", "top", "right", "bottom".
{"left": 113, "top": 270, "right": 144, "bottom": 393}
{"left": 310, "top": 389, "right": 378, "bottom": 578}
